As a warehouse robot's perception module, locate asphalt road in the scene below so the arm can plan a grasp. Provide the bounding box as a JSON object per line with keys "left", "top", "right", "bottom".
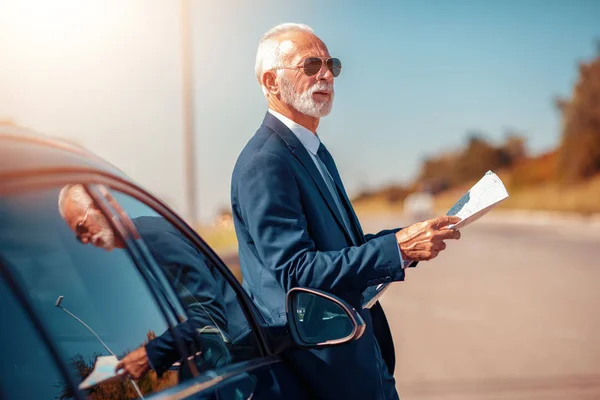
{"left": 368, "top": 215, "right": 600, "bottom": 399}
{"left": 221, "top": 215, "right": 600, "bottom": 399}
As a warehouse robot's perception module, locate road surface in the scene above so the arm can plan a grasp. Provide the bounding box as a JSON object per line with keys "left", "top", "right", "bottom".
{"left": 221, "top": 214, "right": 600, "bottom": 399}
{"left": 368, "top": 215, "right": 600, "bottom": 399}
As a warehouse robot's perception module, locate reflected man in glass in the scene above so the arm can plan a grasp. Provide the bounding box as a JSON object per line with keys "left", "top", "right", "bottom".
{"left": 58, "top": 184, "right": 231, "bottom": 380}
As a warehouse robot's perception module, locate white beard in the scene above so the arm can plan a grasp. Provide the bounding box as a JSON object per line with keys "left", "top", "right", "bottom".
{"left": 280, "top": 75, "right": 334, "bottom": 118}
{"left": 91, "top": 227, "right": 116, "bottom": 251}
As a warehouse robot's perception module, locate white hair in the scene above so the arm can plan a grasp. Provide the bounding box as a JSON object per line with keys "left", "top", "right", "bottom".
{"left": 58, "top": 184, "right": 93, "bottom": 218}
{"left": 58, "top": 183, "right": 118, "bottom": 251}
{"left": 255, "top": 23, "right": 314, "bottom": 96}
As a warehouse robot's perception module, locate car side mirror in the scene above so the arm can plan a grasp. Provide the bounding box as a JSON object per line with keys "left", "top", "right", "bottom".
{"left": 286, "top": 287, "right": 365, "bottom": 347}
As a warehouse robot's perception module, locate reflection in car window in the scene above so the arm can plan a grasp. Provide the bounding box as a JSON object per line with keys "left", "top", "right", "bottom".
{"left": 294, "top": 292, "right": 353, "bottom": 343}
{"left": 0, "top": 273, "right": 69, "bottom": 399}
{"left": 0, "top": 186, "right": 180, "bottom": 398}
{"left": 107, "top": 190, "right": 260, "bottom": 375}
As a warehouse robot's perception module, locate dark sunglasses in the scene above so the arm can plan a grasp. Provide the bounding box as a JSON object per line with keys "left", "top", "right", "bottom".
{"left": 75, "top": 205, "right": 92, "bottom": 243}
{"left": 277, "top": 57, "right": 342, "bottom": 78}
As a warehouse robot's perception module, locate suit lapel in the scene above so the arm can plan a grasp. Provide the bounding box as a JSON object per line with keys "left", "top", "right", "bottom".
{"left": 263, "top": 113, "right": 358, "bottom": 246}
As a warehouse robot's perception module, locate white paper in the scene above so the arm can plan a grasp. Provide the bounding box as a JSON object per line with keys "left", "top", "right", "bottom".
{"left": 361, "top": 171, "right": 509, "bottom": 309}
{"left": 78, "top": 355, "right": 120, "bottom": 390}
{"left": 445, "top": 170, "right": 509, "bottom": 229}
{"left": 361, "top": 283, "right": 389, "bottom": 310}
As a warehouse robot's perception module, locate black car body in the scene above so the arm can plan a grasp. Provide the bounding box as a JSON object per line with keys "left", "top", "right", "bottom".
{"left": 0, "top": 128, "right": 365, "bottom": 400}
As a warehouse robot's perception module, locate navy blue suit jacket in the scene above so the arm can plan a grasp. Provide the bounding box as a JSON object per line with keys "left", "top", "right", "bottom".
{"left": 134, "top": 217, "right": 242, "bottom": 375}
{"left": 231, "top": 113, "right": 406, "bottom": 399}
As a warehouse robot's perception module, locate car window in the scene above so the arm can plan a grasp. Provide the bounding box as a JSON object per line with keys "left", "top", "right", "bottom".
{"left": 106, "top": 189, "right": 261, "bottom": 374}
{"left": 0, "top": 271, "right": 71, "bottom": 399}
{"left": 0, "top": 185, "right": 182, "bottom": 398}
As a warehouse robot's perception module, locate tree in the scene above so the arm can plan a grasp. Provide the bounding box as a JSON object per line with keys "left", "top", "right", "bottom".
{"left": 56, "top": 331, "right": 177, "bottom": 399}
{"left": 416, "top": 131, "right": 527, "bottom": 191}
{"left": 556, "top": 49, "right": 600, "bottom": 183}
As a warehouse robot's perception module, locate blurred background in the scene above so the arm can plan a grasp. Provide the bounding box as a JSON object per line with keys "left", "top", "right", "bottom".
{"left": 1, "top": 0, "right": 600, "bottom": 398}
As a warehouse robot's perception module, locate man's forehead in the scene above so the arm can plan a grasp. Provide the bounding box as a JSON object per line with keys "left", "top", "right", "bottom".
{"left": 277, "top": 32, "right": 330, "bottom": 63}
{"left": 62, "top": 197, "right": 84, "bottom": 222}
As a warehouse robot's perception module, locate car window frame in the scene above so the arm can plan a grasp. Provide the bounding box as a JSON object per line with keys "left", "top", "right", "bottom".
{"left": 0, "top": 173, "right": 192, "bottom": 329}
{"left": 99, "top": 185, "right": 313, "bottom": 397}
{"left": 100, "top": 182, "right": 273, "bottom": 357}
{"left": 0, "top": 171, "right": 275, "bottom": 351}
{"left": 0, "top": 173, "right": 200, "bottom": 397}
{"left": 86, "top": 184, "right": 188, "bottom": 329}
{"left": 0, "top": 170, "right": 292, "bottom": 399}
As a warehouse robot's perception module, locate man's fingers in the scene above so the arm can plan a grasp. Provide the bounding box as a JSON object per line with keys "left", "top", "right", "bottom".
{"left": 436, "top": 228, "right": 461, "bottom": 240}
{"left": 433, "top": 241, "right": 447, "bottom": 252}
{"left": 432, "top": 215, "right": 461, "bottom": 229}
{"left": 115, "top": 361, "right": 131, "bottom": 378}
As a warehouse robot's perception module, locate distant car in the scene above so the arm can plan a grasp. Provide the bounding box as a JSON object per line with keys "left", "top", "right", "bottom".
{"left": 0, "top": 129, "right": 366, "bottom": 400}
{"left": 403, "top": 191, "right": 435, "bottom": 223}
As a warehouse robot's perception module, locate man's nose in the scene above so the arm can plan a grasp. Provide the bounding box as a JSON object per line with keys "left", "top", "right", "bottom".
{"left": 316, "top": 63, "right": 334, "bottom": 82}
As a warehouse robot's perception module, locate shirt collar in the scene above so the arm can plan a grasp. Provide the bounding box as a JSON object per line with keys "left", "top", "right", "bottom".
{"left": 268, "top": 109, "right": 321, "bottom": 155}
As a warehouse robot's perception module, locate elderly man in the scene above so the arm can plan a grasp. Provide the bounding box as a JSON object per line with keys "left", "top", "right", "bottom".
{"left": 231, "top": 23, "right": 461, "bottom": 399}
{"left": 58, "top": 184, "right": 232, "bottom": 380}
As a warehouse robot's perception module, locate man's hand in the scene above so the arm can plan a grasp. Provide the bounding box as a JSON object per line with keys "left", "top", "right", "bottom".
{"left": 115, "top": 346, "right": 151, "bottom": 380}
{"left": 395, "top": 216, "right": 461, "bottom": 262}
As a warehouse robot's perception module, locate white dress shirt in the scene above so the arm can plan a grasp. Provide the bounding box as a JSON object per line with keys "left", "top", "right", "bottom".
{"left": 268, "top": 109, "right": 405, "bottom": 269}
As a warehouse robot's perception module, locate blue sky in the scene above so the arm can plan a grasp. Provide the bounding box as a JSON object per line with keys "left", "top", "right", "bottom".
{"left": 1, "top": 0, "right": 599, "bottom": 222}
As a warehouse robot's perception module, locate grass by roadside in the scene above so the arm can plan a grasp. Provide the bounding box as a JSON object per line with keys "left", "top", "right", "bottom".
{"left": 196, "top": 225, "right": 238, "bottom": 254}
{"left": 196, "top": 224, "right": 241, "bottom": 281}
{"left": 196, "top": 175, "right": 600, "bottom": 252}
{"left": 352, "top": 196, "right": 404, "bottom": 217}
{"left": 195, "top": 174, "right": 600, "bottom": 282}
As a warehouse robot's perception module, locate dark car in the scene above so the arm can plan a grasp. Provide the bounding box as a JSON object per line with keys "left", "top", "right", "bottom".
{"left": 0, "top": 128, "right": 366, "bottom": 400}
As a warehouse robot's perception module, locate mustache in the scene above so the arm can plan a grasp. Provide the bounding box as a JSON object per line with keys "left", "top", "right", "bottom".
{"left": 308, "top": 83, "right": 334, "bottom": 94}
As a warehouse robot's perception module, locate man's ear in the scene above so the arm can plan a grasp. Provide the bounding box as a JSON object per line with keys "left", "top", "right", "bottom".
{"left": 261, "top": 70, "right": 279, "bottom": 96}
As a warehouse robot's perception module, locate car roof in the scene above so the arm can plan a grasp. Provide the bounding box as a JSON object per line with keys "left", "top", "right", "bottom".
{"left": 0, "top": 125, "right": 130, "bottom": 183}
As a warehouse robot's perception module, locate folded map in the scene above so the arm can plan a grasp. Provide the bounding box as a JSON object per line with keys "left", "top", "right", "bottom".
{"left": 445, "top": 170, "right": 509, "bottom": 229}
{"left": 78, "top": 355, "right": 120, "bottom": 390}
{"left": 361, "top": 170, "right": 509, "bottom": 309}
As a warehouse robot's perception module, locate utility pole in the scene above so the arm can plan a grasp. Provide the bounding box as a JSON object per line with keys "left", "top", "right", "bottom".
{"left": 181, "top": 0, "right": 197, "bottom": 224}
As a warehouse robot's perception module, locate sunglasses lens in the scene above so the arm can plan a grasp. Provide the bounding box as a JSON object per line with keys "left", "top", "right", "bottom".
{"left": 303, "top": 58, "right": 323, "bottom": 76}
{"left": 76, "top": 223, "right": 88, "bottom": 243}
{"left": 76, "top": 223, "right": 88, "bottom": 236}
{"left": 328, "top": 58, "right": 342, "bottom": 77}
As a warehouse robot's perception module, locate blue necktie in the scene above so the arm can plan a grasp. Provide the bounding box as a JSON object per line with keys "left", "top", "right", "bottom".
{"left": 316, "top": 144, "right": 355, "bottom": 242}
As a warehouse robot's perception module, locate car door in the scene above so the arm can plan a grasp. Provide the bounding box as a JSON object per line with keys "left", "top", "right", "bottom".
{"left": 98, "top": 184, "right": 315, "bottom": 400}
{"left": 0, "top": 176, "right": 364, "bottom": 400}
{"left": 0, "top": 181, "right": 196, "bottom": 399}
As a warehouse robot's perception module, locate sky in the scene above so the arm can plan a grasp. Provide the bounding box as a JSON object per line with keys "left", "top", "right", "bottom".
{"left": 1, "top": 0, "right": 599, "bottom": 223}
